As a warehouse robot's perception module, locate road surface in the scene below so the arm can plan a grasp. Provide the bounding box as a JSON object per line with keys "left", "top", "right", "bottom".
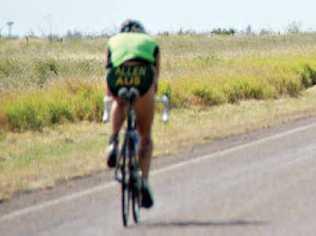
{"left": 1, "top": 118, "right": 316, "bottom": 236}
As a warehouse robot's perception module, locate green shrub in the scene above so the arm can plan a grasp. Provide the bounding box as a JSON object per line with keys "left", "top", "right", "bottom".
{"left": 6, "top": 100, "right": 45, "bottom": 131}
{"left": 33, "top": 59, "right": 59, "bottom": 86}
{"left": 47, "top": 101, "right": 73, "bottom": 124}
{"left": 192, "top": 86, "right": 226, "bottom": 105}
{"left": 285, "top": 78, "right": 302, "bottom": 97}
{"left": 1, "top": 80, "right": 104, "bottom": 131}
{"left": 301, "top": 65, "right": 316, "bottom": 88}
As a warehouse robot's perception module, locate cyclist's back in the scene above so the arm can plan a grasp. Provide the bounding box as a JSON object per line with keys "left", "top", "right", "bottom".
{"left": 107, "top": 32, "right": 157, "bottom": 67}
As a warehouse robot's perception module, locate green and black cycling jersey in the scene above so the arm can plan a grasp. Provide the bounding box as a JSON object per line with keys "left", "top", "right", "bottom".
{"left": 106, "top": 33, "right": 159, "bottom": 96}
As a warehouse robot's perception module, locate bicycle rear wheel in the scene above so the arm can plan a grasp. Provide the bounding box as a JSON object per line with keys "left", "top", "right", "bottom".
{"left": 129, "top": 136, "right": 141, "bottom": 224}
{"left": 132, "top": 187, "right": 141, "bottom": 223}
{"left": 121, "top": 156, "right": 130, "bottom": 227}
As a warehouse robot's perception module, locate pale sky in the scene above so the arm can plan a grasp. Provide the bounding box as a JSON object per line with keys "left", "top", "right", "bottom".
{"left": 1, "top": 0, "right": 316, "bottom": 36}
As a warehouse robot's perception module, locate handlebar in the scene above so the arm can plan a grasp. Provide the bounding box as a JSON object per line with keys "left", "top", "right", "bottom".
{"left": 102, "top": 91, "right": 170, "bottom": 123}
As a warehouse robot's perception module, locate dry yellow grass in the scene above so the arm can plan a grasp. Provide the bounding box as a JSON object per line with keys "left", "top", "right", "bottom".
{"left": 2, "top": 34, "right": 316, "bottom": 131}
{"left": 2, "top": 34, "right": 316, "bottom": 200}
{"left": 1, "top": 86, "right": 316, "bottom": 200}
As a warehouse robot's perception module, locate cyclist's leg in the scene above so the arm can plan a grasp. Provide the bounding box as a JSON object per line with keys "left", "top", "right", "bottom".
{"left": 134, "top": 85, "right": 155, "bottom": 179}
{"left": 106, "top": 83, "right": 126, "bottom": 167}
{"left": 111, "top": 98, "right": 126, "bottom": 135}
{"left": 134, "top": 85, "right": 155, "bottom": 208}
{"left": 105, "top": 67, "right": 127, "bottom": 138}
{"left": 134, "top": 64, "right": 158, "bottom": 178}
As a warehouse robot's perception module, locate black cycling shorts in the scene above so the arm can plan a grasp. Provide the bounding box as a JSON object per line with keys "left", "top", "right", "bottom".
{"left": 106, "top": 64, "right": 154, "bottom": 97}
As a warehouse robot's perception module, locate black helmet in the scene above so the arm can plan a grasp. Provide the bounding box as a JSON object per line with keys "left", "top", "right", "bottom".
{"left": 119, "top": 19, "right": 146, "bottom": 33}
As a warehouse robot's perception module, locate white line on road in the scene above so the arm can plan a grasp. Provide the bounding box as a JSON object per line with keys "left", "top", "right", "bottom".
{"left": 1, "top": 122, "right": 316, "bottom": 223}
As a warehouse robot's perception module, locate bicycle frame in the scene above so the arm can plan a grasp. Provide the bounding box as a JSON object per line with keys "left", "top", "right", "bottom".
{"left": 114, "top": 106, "right": 138, "bottom": 179}
{"left": 104, "top": 87, "right": 170, "bottom": 227}
{"left": 114, "top": 88, "right": 141, "bottom": 227}
{"left": 114, "top": 89, "right": 139, "bottom": 183}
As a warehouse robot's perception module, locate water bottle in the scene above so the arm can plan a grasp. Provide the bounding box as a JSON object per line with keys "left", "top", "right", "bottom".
{"left": 102, "top": 96, "right": 113, "bottom": 123}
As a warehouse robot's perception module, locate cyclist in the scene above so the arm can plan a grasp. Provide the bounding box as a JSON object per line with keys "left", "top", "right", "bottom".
{"left": 104, "top": 19, "right": 160, "bottom": 209}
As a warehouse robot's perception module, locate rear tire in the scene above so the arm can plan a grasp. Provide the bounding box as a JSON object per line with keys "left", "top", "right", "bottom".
{"left": 121, "top": 167, "right": 130, "bottom": 227}
{"left": 132, "top": 187, "right": 141, "bottom": 223}
{"left": 122, "top": 178, "right": 130, "bottom": 227}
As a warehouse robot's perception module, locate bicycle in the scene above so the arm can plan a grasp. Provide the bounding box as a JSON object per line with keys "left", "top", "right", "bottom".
{"left": 103, "top": 87, "right": 170, "bottom": 227}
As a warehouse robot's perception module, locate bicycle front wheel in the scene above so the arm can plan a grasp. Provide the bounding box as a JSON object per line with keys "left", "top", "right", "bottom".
{"left": 121, "top": 172, "right": 130, "bottom": 227}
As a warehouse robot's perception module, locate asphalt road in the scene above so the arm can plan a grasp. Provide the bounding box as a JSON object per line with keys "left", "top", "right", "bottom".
{"left": 1, "top": 118, "right": 316, "bottom": 236}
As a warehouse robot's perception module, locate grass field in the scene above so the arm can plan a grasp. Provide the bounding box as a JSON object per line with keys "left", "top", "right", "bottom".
{"left": 1, "top": 33, "right": 316, "bottom": 200}
{"left": 1, "top": 34, "right": 316, "bottom": 131}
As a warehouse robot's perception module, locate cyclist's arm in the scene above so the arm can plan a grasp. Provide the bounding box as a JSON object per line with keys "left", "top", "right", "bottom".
{"left": 104, "top": 48, "right": 113, "bottom": 97}
{"left": 104, "top": 48, "right": 113, "bottom": 69}
{"left": 154, "top": 47, "right": 160, "bottom": 93}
